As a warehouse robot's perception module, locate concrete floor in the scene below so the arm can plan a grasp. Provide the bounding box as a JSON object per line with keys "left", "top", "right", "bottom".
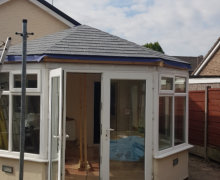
{"left": 189, "top": 154, "right": 220, "bottom": 180}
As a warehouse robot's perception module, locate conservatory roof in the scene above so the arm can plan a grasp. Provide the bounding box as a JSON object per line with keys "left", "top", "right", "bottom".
{"left": 6, "top": 25, "right": 190, "bottom": 69}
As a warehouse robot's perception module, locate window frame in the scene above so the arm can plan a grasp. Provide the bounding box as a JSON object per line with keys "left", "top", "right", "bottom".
{"left": 10, "top": 70, "right": 41, "bottom": 92}
{"left": 0, "top": 70, "right": 44, "bottom": 161}
{"left": 155, "top": 73, "right": 189, "bottom": 158}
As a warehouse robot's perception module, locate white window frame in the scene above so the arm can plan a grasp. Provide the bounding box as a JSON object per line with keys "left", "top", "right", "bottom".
{"left": 0, "top": 70, "right": 45, "bottom": 162}
{"left": 10, "top": 70, "right": 41, "bottom": 92}
{"left": 155, "top": 73, "right": 191, "bottom": 158}
{"left": 159, "top": 74, "right": 174, "bottom": 94}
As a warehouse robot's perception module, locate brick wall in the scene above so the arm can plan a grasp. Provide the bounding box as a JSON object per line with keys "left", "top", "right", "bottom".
{"left": 199, "top": 48, "right": 220, "bottom": 75}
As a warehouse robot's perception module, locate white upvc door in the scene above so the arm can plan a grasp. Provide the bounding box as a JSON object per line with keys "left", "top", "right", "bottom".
{"left": 100, "top": 72, "right": 153, "bottom": 180}
{"left": 48, "top": 68, "right": 64, "bottom": 180}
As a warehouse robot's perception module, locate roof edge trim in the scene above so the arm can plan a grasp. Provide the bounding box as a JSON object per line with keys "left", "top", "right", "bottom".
{"left": 194, "top": 40, "right": 220, "bottom": 75}
{"left": 29, "top": 0, "right": 80, "bottom": 27}
{"left": 189, "top": 78, "right": 220, "bottom": 84}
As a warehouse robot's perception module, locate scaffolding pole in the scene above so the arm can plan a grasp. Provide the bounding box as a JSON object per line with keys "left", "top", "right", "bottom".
{"left": 16, "top": 19, "right": 33, "bottom": 180}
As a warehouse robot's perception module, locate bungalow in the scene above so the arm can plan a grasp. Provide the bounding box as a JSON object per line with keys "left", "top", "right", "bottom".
{"left": 0, "top": 24, "right": 192, "bottom": 180}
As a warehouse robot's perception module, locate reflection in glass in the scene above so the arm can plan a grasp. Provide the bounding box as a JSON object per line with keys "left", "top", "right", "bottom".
{"left": 0, "top": 73, "right": 9, "bottom": 90}
{"left": 0, "top": 95, "right": 9, "bottom": 150}
{"left": 175, "top": 77, "right": 186, "bottom": 93}
{"left": 12, "top": 96, "right": 40, "bottom": 153}
{"left": 159, "top": 96, "right": 172, "bottom": 150}
{"left": 161, "top": 77, "right": 173, "bottom": 90}
{"left": 14, "top": 74, "right": 37, "bottom": 88}
{"left": 110, "top": 80, "right": 145, "bottom": 180}
{"left": 175, "top": 97, "right": 186, "bottom": 145}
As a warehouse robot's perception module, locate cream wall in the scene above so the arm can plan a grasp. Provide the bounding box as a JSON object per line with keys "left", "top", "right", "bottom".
{"left": 0, "top": 157, "right": 47, "bottom": 180}
{"left": 0, "top": 0, "right": 70, "bottom": 45}
{"left": 153, "top": 150, "right": 188, "bottom": 180}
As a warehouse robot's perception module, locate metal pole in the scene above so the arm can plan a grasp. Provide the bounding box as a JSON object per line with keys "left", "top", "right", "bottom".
{"left": 204, "top": 86, "right": 210, "bottom": 161}
{"left": 19, "top": 19, "right": 27, "bottom": 180}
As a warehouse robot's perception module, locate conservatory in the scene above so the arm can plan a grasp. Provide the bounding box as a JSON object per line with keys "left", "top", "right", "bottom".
{"left": 0, "top": 25, "right": 192, "bottom": 180}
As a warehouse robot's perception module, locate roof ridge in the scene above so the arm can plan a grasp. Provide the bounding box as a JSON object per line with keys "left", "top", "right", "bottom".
{"left": 48, "top": 26, "right": 80, "bottom": 50}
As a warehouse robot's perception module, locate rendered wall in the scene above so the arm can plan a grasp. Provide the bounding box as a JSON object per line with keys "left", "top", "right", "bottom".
{"left": 153, "top": 150, "right": 188, "bottom": 180}
{"left": 0, "top": 157, "right": 47, "bottom": 180}
{"left": 0, "top": 0, "right": 69, "bottom": 45}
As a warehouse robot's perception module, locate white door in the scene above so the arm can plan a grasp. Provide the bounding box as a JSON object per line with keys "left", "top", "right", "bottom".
{"left": 100, "top": 72, "right": 153, "bottom": 180}
{"left": 49, "top": 68, "right": 64, "bottom": 180}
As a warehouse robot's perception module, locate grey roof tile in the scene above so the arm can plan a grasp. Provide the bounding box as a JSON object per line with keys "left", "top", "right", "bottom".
{"left": 8, "top": 25, "right": 189, "bottom": 64}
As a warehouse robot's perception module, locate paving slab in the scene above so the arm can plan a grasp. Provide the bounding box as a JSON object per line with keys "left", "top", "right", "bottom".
{"left": 189, "top": 154, "right": 220, "bottom": 180}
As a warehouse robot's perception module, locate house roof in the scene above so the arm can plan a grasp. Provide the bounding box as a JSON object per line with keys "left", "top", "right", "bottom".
{"left": 174, "top": 56, "right": 203, "bottom": 73}
{"left": 193, "top": 37, "right": 220, "bottom": 75}
{"left": 6, "top": 25, "right": 190, "bottom": 69}
{"left": 0, "top": 0, "right": 80, "bottom": 26}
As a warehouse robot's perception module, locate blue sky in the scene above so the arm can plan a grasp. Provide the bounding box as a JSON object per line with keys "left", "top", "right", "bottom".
{"left": 47, "top": 0, "right": 220, "bottom": 56}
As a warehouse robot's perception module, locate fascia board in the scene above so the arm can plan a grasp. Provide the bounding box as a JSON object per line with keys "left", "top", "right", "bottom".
{"left": 189, "top": 78, "right": 220, "bottom": 84}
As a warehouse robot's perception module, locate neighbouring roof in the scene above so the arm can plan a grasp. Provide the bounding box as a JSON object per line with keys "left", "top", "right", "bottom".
{"left": 0, "top": 0, "right": 80, "bottom": 26}
{"left": 193, "top": 37, "right": 220, "bottom": 75}
{"left": 6, "top": 25, "right": 190, "bottom": 69}
{"left": 174, "top": 56, "right": 203, "bottom": 74}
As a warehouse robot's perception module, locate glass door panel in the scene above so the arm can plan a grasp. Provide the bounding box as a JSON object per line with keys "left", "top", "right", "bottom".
{"left": 51, "top": 77, "right": 60, "bottom": 180}
{"left": 49, "top": 68, "right": 63, "bottom": 180}
{"left": 110, "top": 80, "right": 146, "bottom": 180}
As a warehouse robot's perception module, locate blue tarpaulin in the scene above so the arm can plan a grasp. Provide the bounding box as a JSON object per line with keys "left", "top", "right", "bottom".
{"left": 110, "top": 136, "right": 144, "bottom": 162}
{"left": 5, "top": 54, "right": 191, "bottom": 69}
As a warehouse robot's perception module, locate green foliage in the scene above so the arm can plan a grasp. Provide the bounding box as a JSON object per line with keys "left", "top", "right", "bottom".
{"left": 143, "top": 42, "right": 164, "bottom": 54}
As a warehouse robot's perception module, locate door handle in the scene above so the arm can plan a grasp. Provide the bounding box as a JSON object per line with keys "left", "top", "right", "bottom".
{"left": 53, "top": 135, "right": 60, "bottom": 139}
{"left": 105, "top": 128, "right": 114, "bottom": 139}
{"left": 66, "top": 134, "right": 69, "bottom": 138}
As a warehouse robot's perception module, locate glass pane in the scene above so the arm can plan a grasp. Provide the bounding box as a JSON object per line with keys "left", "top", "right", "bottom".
{"left": 159, "top": 96, "right": 172, "bottom": 150}
{"left": 12, "top": 96, "right": 40, "bottom": 153}
{"left": 50, "top": 77, "right": 60, "bottom": 180}
{"left": 161, "top": 77, "right": 173, "bottom": 90}
{"left": 0, "top": 72, "right": 9, "bottom": 90}
{"left": 175, "top": 97, "right": 186, "bottom": 145}
{"left": 14, "top": 74, "right": 37, "bottom": 88}
{"left": 0, "top": 95, "right": 9, "bottom": 150}
{"left": 175, "top": 77, "right": 186, "bottom": 93}
{"left": 110, "top": 80, "right": 145, "bottom": 180}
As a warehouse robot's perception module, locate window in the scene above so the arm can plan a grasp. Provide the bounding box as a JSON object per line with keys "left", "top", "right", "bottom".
{"left": 0, "top": 72, "right": 9, "bottom": 90}
{"left": 14, "top": 74, "right": 37, "bottom": 88}
{"left": 0, "top": 95, "right": 9, "bottom": 150}
{"left": 160, "top": 77, "right": 173, "bottom": 91}
{"left": 159, "top": 96, "right": 172, "bottom": 150}
{"left": 12, "top": 96, "right": 40, "bottom": 154}
{"left": 11, "top": 70, "right": 40, "bottom": 92}
{"left": 0, "top": 70, "right": 41, "bottom": 156}
{"left": 159, "top": 75, "right": 187, "bottom": 151}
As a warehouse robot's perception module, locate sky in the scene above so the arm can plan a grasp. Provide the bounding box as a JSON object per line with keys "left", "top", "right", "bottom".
{"left": 47, "top": 0, "right": 220, "bottom": 56}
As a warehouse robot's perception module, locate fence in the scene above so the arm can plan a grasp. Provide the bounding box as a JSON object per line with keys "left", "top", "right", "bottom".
{"left": 189, "top": 88, "right": 220, "bottom": 162}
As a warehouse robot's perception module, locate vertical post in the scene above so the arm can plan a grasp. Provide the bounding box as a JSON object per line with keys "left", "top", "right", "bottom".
{"left": 19, "top": 19, "right": 27, "bottom": 180}
{"left": 204, "top": 86, "right": 210, "bottom": 161}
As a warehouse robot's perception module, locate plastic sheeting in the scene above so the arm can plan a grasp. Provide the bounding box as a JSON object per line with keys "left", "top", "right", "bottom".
{"left": 5, "top": 54, "right": 191, "bottom": 69}
{"left": 110, "top": 136, "right": 144, "bottom": 162}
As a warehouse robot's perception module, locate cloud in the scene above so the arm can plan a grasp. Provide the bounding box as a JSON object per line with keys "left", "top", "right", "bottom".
{"left": 48, "top": 0, "right": 220, "bottom": 56}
